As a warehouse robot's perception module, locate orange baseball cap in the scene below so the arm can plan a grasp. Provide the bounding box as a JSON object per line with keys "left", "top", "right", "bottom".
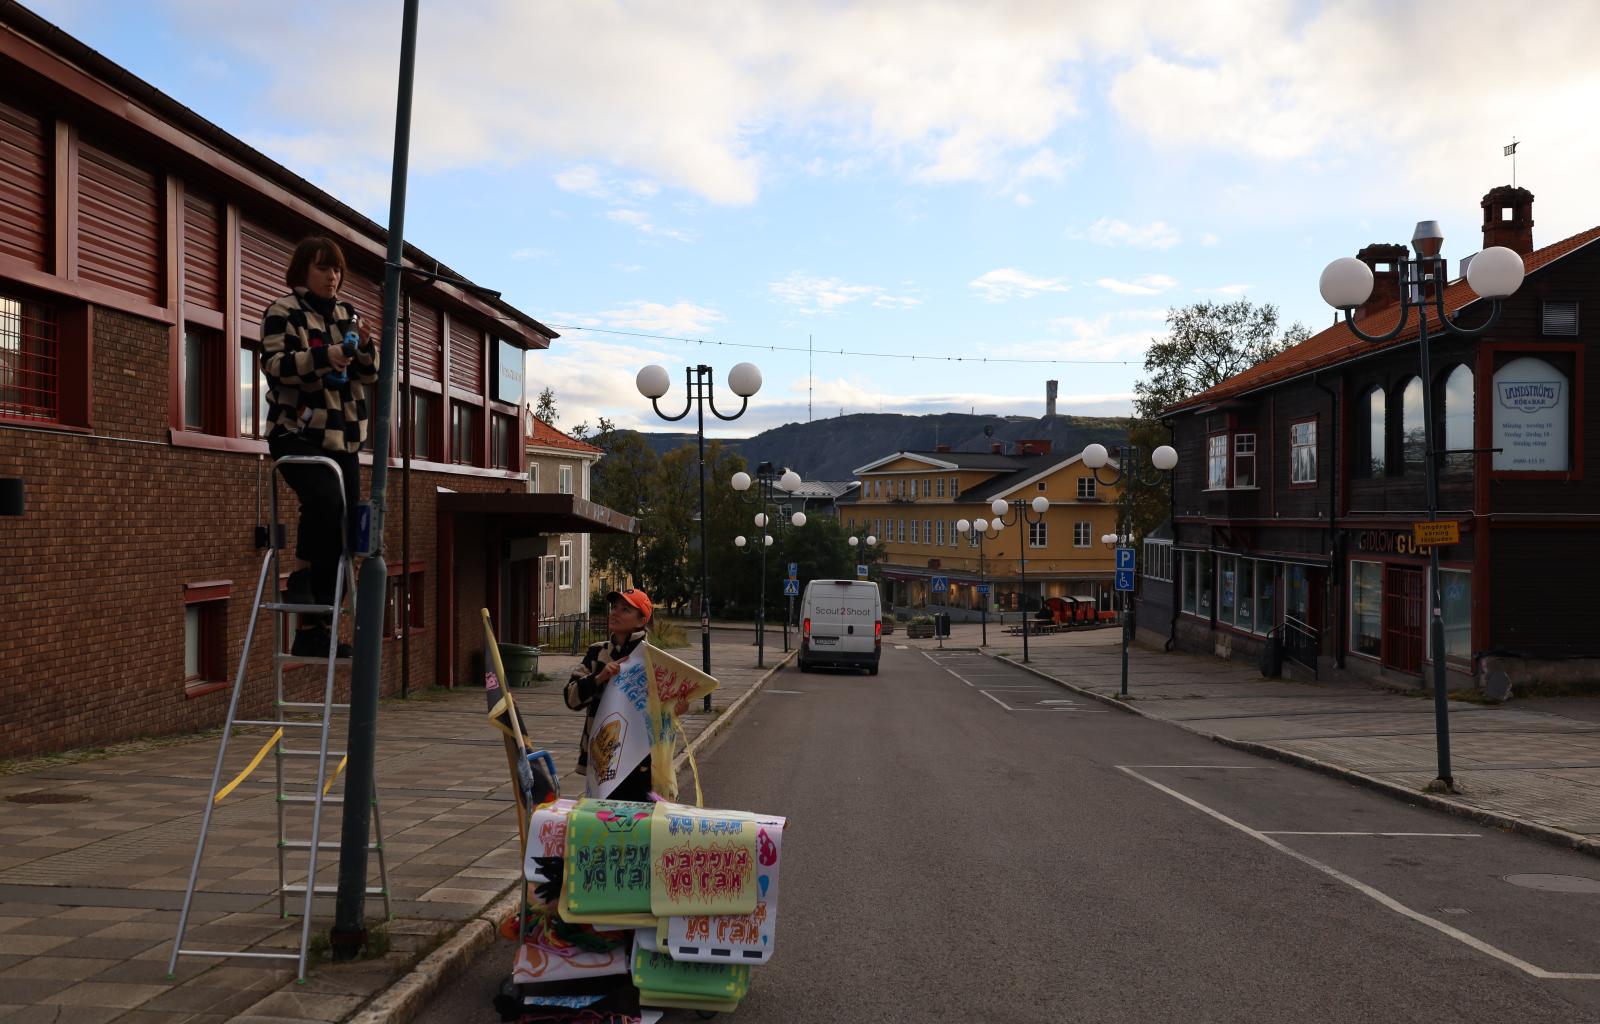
{"left": 607, "top": 587, "right": 653, "bottom": 622}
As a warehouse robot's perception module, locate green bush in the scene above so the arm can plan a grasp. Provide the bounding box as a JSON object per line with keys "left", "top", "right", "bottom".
{"left": 651, "top": 619, "right": 689, "bottom": 648}
{"left": 911, "top": 615, "right": 934, "bottom": 625}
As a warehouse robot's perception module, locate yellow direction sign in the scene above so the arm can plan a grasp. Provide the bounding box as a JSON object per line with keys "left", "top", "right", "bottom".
{"left": 1413, "top": 520, "right": 1461, "bottom": 547}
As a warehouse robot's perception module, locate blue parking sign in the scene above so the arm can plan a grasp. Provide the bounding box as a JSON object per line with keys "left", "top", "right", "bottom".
{"left": 977, "top": 584, "right": 990, "bottom": 595}
{"left": 1115, "top": 568, "right": 1136, "bottom": 592}
{"left": 1115, "top": 547, "right": 1135, "bottom": 571}
{"left": 856, "top": 564, "right": 869, "bottom": 578}
{"left": 788, "top": 562, "right": 798, "bottom": 579}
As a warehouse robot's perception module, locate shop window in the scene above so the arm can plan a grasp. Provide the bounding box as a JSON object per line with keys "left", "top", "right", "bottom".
{"left": 409, "top": 390, "right": 437, "bottom": 461}
{"left": 1285, "top": 565, "right": 1311, "bottom": 625}
{"left": 1181, "top": 552, "right": 1198, "bottom": 614}
{"left": 1441, "top": 365, "right": 1473, "bottom": 473}
{"left": 0, "top": 294, "right": 64, "bottom": 424}
{"left": 1077, "top": 477, "right": 1096, "bottom": 500}
{"left": 559, "top": 540, "right": 573, "bottom": 589}
{"left": 1198, "top": 553, "right": 1214, "bottom": 617}
{"left": 490, "top": 411, "right": 516, "bottom": 470}
{"left": 239, "top": 340, "right": 270, "bottom": 438}
{"left": 1029, "top": 521, "right": 1047, "bottom": 548}
{"left": 1234, "top": 560, "right": 1255, "bottom": 632}
{"left": 1290, "top": 420, "right": 1317, "bottom": 484}
{"left": 1255, "top": 562, "right": 1275, "bottom": 632}
{"left": 1142, "top": 540, "right": 1171, "bottom": 581}
{"left": 451, "top": 402, "right": 480, "bottom": 465}
{"left": 1207, "top": 435, "right": 1228, "bottom": 489}
{"left": 1363, "top": 387, "right": 1387, "bottom": 477}
{"left": 1400, "top": 377, "right": 1425, "bottom": 473}
{"left": 182, "top": 326, "right": 226, "bottom": 433}
{"left": 1436, "top": 569, "right": 1471, "bottom": 662}
{"left": 1233, "top": 434, "right": 1256, "bottom": 487}
{"left": 1073, "top": 521, "right": 1091, "bottom": 547}
{"left": 1350, "top": 561, "right": 1383, "bottom": 658}
{"left": 384, "top": 569, "right": 425, "bottom": 638}
{"left": 1219, "top": 556, "right": 1237, "bottom": 623}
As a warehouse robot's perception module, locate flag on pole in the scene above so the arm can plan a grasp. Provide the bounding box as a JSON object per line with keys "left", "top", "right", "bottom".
{"left": 1504, "top": 141, "right": 1519, "bottom": 156}
{"left": 482, "top": 609, "right": 556, "bottom": 853}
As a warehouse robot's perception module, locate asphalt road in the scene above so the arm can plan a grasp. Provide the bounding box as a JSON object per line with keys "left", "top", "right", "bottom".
{"left": 417, "top": 643, "right": 1600, "bottom": 1023}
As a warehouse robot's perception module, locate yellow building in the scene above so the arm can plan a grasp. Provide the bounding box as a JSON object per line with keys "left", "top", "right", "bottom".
{"left": 845, "top": 440, "right": 1124, "bottom": 617}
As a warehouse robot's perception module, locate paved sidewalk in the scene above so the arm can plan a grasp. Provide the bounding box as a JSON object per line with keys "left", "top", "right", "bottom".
{"left": 996, "top": 629, "right": 1600, "bottom": 852}
{"left": 0, "top": 629, "right": 785, "bottom": 1022}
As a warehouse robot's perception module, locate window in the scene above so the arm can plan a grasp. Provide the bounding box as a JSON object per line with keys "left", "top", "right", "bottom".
{"left": 1234, "top": 560, "right": 1254, "bottom": 632}
{"left": 1233, "top": 434, "right": 1256, "bottom": 487}
{"left": 0, "top": 295, "right": 61, "bottom": 423}
{"left": 950, "top": 476, "right": 960, "bottom": 498}
{"left": 1073, "top": 521, "right": 1091, "bottom": 547}
{"left": 559, "top": 540, "right": 573, "bottom": 588}
{"left": 408, "top": 391, "right": 437, "bottom": 460}
{"left": 1037, "top": 482, "right": 1047, "bottom": 492}
{"left": 1255, "top": 563, "right": 1275, "bottom": 634}
{"left": 911, "top": 479, "right": 919, "bottom": 499}
{"left": 1029, "top": 520, "right": 1047, "bottom": 548}
{"left": 898, "top": 479, "right": 906, "bottom": 499}
{"left": 873, "top": 518, "right": 882, "bottom": 540}
{"left": 924, "top": 478, "right": 932, "bottom": 497}
{"left": 968, "top": 527, "right": 980, "bottom": 549}
{"left": 451, "top": 402, "right": 480, "bottom": 465}
{"left": 1290, "top": 420, "right": 1316, "bottom": 484}
{"left": 1207, "top": 435, "right": 1228, "bottom": 489}
{"left": 1197, "top": 554, "right": 1214, "bottom": 617}
{"left": 1438, "top": 569, "right": 1471, "bottom": 662}
{"left": 183, "top": 584, "right": 229, "bottom": 692}
{"left": 559, "top": 465, "right": 574, "bottom": 494}
{"left": 1077, "top": 477, "right": 1096, "bottom": 500}
{"left": 529, "top": 462, "right": 540, "bottom": 493}
{"left": 1180, "top": 551, "right": 1216, "bottom": 617}
{"left": 1400, "top": 377, "right": 1424, "bottom": 473}
{"left": 239, "top": 341, "right": 270, "bottom": 438}
{"left": 1350, "top": 561, "right": 1383, "bottom": 658}
{"left": 384, "top": 569, "right": 425, "bottom": 638}
{"left": 936, "top": 520, "right": 945, "bottom": 545}
{"left": 924, "top": 519, "right": 933, "bottom": 544}
{"left": 898, "top": 518, "right": 906, "bottom": 543}
{"left": 910, "top": 519, "right": 920, "bottom": 544}
{"left": 1143, "top": 540, "right": 1172, "bottom": 581}
{"left": 490, "top": 412, "right": 516, "bottom": 470}
{"left": 1363, "top": 386, "right": 1386, "bottom": 477}
{"left": 1285, "top": 565, "right": 1311, "bottom": 625}
{"left": 1181, "top": 552, "right": 1197, "bottom": 614}
{"left": 1441, "top": 365, "right": 1473, "bottom": 473}
{"left": 182, "top": 327, "right": 224, "bottom": 432}
{"left": 1219, "top": 556, "right": 1237, "bottom": 623}
{"left": 936, "top": 478, "right": 946, "bottom": 497}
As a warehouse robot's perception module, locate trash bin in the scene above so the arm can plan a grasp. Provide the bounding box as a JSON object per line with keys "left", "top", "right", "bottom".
{"left": 1258, "top": 631, "right": 1283, "bottom": 679}
{"left": 498, "top": 643, "right": 541, "bottom": 687}
{"left": 934, "top": 613, "right": 951, "bottom": 639}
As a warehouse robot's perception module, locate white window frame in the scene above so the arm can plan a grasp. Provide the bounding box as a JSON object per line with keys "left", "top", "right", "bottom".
{"left": 898, "top": 518, "right": 906, "bottom": 542}
{"left": 912, "top": 479, "right": 919, "bottom": 499}
{"left": 1233, "top": 433, "right": 1257, "bottom": 488}
{"left": 1029, "top": 520, "right": 1048, "bottom": 548}
{"left": 1290, "top": 420, "right": 1317, "bottom": 484}
{"left": 936, "top": 520, "right": 946, "bottom": 545}
{"left": 937, "top": 478, "right": 946, "bottom": 497}
{"left": 1077, "top": 477, "right": 1096, "bottom": 500}
{"left": 950, "top": 476, "right": 960, "bottom": 497}
{"left": 910, "top": 519, "right": 920, "bottom": 544}
{"left": 1349, "top": 559, "right": 1384, "bottom": 660}
{"left": 1143, "top": 539, "right": 1172, "bottom": 581}
{"left": 529, "top": 463, "right": 540, "bottom": 493}
{"left": 558, "top": 465, "right": 574, "bottom": 495}
{"left": 1073, "top": 521, "right": 1091, "bottom": 547}
{"left": 558, "top": 540, "right": 573, "bottom": 588}
{"left": 1207, "top": 435, "right": 1228, "bottom": 490}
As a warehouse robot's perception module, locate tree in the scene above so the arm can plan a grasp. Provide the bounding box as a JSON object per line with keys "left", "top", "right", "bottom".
{"left": 1126, "top": 300, "right": 1310, "bottom": 539}
{"left": 532, "top": 386, "right": 558, "bottom": 425}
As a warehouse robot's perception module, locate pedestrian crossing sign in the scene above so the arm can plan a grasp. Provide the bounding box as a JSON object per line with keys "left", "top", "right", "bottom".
{"left": 783, "top": 578, "right": 800, "bottom": 597}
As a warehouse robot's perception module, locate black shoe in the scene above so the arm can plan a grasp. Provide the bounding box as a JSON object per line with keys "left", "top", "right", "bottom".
{"left": 283, "top": 569, "right": 318, "bottom": 606}
{"left": 291, "top": 628, "right": 353, "bottom": 660}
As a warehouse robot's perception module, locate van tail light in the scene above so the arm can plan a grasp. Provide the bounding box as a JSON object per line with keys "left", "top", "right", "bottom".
{"left": 803, "top": 618, "right": 811, "bottom": 638}
{"left": 875, "top": 620, "right": 882, "bottom": 647}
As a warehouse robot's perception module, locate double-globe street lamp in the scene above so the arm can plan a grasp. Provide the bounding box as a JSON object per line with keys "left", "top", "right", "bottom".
{"left": 638, "top": 361, "right": 762, "bottom": 709}
{"left": 1319, "top": 225, "right": 1524, "bottom": 792}
{"left": 958, "top": 496, "right": 1050, "bottom": 662}
{"left": 731, "top": 463, "right": 806, "bottom": 667}
{"left": 1082, "top": 442, "right": 1178, "bottom": 698}
{"left": 953, "top": 516, "right": 1000, "bottom": 647}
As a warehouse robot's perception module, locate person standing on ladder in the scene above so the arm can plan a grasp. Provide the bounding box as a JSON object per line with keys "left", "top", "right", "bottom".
{"left": 260, "top": 236, "right": 381, "bottom": 657}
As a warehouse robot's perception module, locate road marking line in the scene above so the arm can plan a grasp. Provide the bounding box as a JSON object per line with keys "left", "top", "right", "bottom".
{"left": 1260, "top": 831, "right": 1481, "bottom": 838}
{"left": 977, "top": 690, "right": 1015, "bottom": 711}
{"left": 922, "top": 650, "right": 974, "bottom": 686}
{"left": 1123, "top": 765, "right": 1262, "bottom": 769}
{"left": 1116, "top": 765, "right": 1600, "bottom": 982}
{"left": 764, "top": 689, "right": 806, "bottom": 695}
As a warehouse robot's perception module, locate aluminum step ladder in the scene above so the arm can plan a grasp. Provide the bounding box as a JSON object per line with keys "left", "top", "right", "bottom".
{"left": 169, "top": 455, "right": 390, "bottom": 982}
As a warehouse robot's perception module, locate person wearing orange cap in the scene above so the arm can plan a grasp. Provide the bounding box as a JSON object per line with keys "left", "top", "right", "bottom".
{"left": 564, "top": 587, "right": 655, "bottom": 800}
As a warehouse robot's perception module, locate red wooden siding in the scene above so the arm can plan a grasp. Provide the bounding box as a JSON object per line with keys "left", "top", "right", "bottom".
{"left": 449, "top": 317, "right": 482, "bottom": 391}
{"left": 181, "top": 190, "right": 222, "bottom": 313}
{"left": 0, "top": 100, "right": 50, "bottom": 270}
{"left": 239, "top": 218, "right": 293, "bottom": 335}
{"left": 406, "top": 301, "right": 442, "bottom": 382}
{"left": 75, "top": 140, "right": 162, "bottom": 304}
{"left": 341, "top": 268, "right": 381, "bottom": 325}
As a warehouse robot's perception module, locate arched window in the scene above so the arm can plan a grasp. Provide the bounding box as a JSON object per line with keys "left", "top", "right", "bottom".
{"left": 1400, "top": 377, "right": 1425, "bottom": 473}
{"left": 1441, "top": 365, "right": 1473, "bottom": 472}
{"left": 1364, "top": 386, "right": 1386, "bottom": 477}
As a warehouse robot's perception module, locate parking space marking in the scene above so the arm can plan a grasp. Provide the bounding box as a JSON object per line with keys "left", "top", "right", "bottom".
{"left": 1117, "top": 764, "right": 1600, "bottom": 982}
{"left": 978, "top": 689, "right": 1016, "bottom": 711}
{"left": 1260, "top": 831, "right": 1481, "bottom": 839}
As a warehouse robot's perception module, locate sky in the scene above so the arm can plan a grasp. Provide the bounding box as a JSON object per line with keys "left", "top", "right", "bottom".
{"left": 27, "top": 0, "right": 1600, "bottom": 435}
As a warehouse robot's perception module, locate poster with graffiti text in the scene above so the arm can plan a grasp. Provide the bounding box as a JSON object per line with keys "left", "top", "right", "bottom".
{"left": 664, "top": 815, "right": 785, "bottom": 964}
{"left": 649, "top": 803, "right": 760, "bottom": 918}
{"left": 587, "top": 646, "right": 650, "bottom": 799}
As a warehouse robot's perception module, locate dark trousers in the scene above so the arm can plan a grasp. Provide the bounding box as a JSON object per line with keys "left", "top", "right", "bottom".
{"left": 269, "top": 431, "right": 360, "bottom": 619}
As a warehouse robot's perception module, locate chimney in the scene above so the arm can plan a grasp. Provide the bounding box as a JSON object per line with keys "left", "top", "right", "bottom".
{"left": 1016, "top": 439, "right": 1052, "bottom": 457}
{"left": 934, "top": 443, "right": 952, "bottom": 453}
{"left": 1354, "top": 243, "right": 1406, "bottom": 321}
{"left": 1045, "top": 380, "right": 1058, "bottom": 417}
{"left": 1482, "top": 185, "right": 1534, "bottom": 257}
{"left": 991, "top": 442, "right": 1006, "bottom": 455}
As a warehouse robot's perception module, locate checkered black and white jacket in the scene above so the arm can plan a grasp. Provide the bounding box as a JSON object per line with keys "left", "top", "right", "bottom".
{"left": 260, "top": 287, "right": 380, "bottom": 453}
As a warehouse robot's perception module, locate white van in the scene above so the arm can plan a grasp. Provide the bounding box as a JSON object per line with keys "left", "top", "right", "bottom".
{"left": 797, "top": 579, "right": 882, "bottom": 675}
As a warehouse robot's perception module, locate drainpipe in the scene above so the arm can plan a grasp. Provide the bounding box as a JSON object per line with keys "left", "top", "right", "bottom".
{"left": 1313, "top": 373, "right": 1344, "bottom": 669}
{"left": 1165, "top": 419, "right": 1179, "bottom": 652}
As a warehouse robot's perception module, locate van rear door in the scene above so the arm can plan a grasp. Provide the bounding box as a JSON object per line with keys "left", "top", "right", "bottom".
{"left": 809, "top": 581, "right": 879, "bottom": 655}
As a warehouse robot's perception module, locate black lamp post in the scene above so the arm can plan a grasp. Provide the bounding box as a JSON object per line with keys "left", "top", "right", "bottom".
{"left": 952, "top": 516, "right": 992, "bottom": 646}
{"left": 637, "top": 362, "right": 761, "bottom": 709}
{"left": 731, "top": 462, "right": 805, "bottom": 668}
{"left": 966, "top": 496, "right": 1050, "bottom": 662}
{"left": 1319, "top": 226, "right": 1525, "bottom": 792}
{"left": 1082, "top": 442, "right": 1178, "bottom": 698}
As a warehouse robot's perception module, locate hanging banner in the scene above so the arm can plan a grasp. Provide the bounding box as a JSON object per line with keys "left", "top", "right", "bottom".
{"left": 587, "top": 646, "right": 651, "bottom": 799}
{"left": 663, "top": 815, "right": 786, "bottom": 964}
{"left": 643, "top": 645, "right": 719, "bottom": 800}
{"left": 649, "top": 803, "right": 760, "bottom": 918}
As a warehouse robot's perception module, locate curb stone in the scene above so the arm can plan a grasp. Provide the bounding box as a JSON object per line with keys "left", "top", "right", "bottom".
{"left": 306, "top": 650, "right": 797, "bottom": 1024}
{"left": 992, "top": 653, "right": 1600, "bottom": 863}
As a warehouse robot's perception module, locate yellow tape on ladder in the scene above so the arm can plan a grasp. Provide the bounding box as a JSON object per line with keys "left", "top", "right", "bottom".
{"left": 214, "top": 729, "right": 283, "bottom": 803}
{"left": 322, "top": 754, "right": 349, "bottom": 796}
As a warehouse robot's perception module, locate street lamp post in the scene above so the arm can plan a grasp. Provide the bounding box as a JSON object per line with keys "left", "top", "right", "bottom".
{"left": 1082, "top": 442, "right": 1178, "bottom": 698}
{"left": 982, "top": 496, "right": 1050, "bottom": 663}
{"left": 1319, "top": 229, "right": 1525, "bottom": 792}
{"left": 638, "top": 362, "right": 762, "bottom": 709}
{"left": 731, "top": 463, "right": 806, "bottom": 668}
{"left": 953, "top": 518, "right": 992, "bottom": 646}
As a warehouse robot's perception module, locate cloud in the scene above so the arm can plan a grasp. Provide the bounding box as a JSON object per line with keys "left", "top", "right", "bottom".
{"left": 1205, "top": 283, "right": 1253, "bottom": 296}
{"left": 592, "top": 300, "right": 726, "bottom": 335}
{"left": 1027, "top": 309, "right": 1169, "bottom": 361}
{"left": 1096, "top": 274, "right": 1177, "bottom": 296}
{"left": 510, "top": 247, "right": 552, "bottom": 261}
{"left": 604, "top": 207, "right": 694, "bottom": 242}
{"left": 1078, "top": 218, "right": 1182, "bottom": 250}
{"left": 968, "top": 268, "right": 1070, "bottom": 302}
{"left": 768, "top": 273, "right": 917, "bottom": 314}
{"left": 554, "top": 164, "right": 610, "bottom": 199}
{"left": 1201, "top": 232, "right": 1221, "bottom": 247}
{"left": 800, "top": 377, "right": 1136, "bottom": 420}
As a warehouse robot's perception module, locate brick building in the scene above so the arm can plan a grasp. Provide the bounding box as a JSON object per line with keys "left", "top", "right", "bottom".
{"left": 0, "top": 4, "right": 632, "bottom": 756}
{"left": 1139, "top": 185, "right": 1600, "bottom": 693}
